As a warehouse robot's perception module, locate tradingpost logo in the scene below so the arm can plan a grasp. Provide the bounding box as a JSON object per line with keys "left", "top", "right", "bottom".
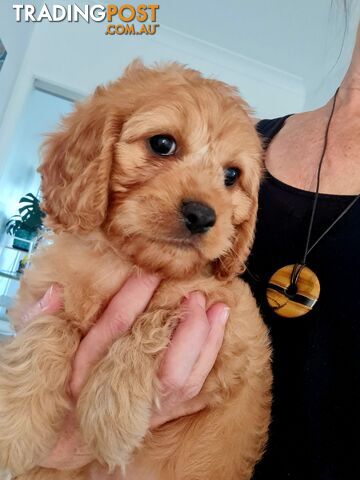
{"left": 13, "top": 3, "right": 160, "bottom": 36}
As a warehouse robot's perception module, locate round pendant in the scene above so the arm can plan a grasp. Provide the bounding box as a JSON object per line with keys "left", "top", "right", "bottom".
{"left": 266, "top": 264, "right": 320, "bottom": 318}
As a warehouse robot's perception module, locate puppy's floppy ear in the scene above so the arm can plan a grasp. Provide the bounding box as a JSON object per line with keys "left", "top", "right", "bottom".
{"left": 213, "top": 155, "right": 262, "bottom": 280}
{"left": 38, "top": 93, "right": 122, "bottom": 233}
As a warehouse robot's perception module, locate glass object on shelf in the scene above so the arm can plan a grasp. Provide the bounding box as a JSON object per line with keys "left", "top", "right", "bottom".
{"left": 0, "top": 235, "right": 34, "bottom": 277}
{"left": 12, "top": 229, "right": 35, "bottom": 252}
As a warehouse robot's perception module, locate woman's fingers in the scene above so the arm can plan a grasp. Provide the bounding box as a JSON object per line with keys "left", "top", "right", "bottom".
{"left": 184, "top": 303, "right": 229, "bottom": 397}
{"left": 157, "top": 292, "right": 210, "bottom": 394}
{"left": 19, "top": 284, "right": 63, "bottom": 329}
{"left": 157, "top": 294, "right": 229, "bottom": 409}
{"left": 151, "top": 298, "right": 229, "bottom": 427}
{"left": 70, "top": 271, "right": 161, "bottom": 398}
{"left": 150, "top": 394, "right": 208, "bottom": 429}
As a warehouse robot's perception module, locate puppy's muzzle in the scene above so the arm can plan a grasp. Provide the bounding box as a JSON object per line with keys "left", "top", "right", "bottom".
{"left": 181, "top": 201, "right": 216, "bottom": 234}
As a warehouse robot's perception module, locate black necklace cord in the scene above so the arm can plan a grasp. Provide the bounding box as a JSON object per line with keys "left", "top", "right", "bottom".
{"left": 301, "top": 88, "right": 340, "bottom": 265}
{"left": 306, "top": 194, "right": 360, "bottom": 256}
{"left": 288, "top": 87, "right": 360, "bottom": 292}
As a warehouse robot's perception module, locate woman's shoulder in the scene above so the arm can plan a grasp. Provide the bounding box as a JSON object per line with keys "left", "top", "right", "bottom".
{"left": 256, "top": 110, "right": 322, "bottom": 146}
{"left": 255, "top": 116, "right": 293, "bottom": 145}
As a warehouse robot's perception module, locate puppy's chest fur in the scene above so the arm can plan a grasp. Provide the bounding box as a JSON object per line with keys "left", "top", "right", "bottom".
{"left": 10, "top": 231, "right": 260, "bottom": 400}
{"left": 11, "top": 232, "right": 248, "bottom": 341}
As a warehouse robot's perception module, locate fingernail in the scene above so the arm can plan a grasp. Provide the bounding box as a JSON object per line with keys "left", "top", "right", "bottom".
{"left": 219, "top": 306, "right": 230, "bottom": 325}
{"left": 40, "top": 284, "right": 60, "bottom": 310}
{"left": 39, "top": 286, "right": 53, "bottom": 310}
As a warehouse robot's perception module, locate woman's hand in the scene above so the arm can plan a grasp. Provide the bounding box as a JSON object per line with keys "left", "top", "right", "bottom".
{"left": 21, "top": 273, "right": 229, "bottom": 475}
{"left": 151, "top": 292, "right": 229, "bottom": 428}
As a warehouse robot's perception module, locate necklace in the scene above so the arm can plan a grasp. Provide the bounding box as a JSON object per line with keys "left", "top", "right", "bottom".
{"left": 266, "top": 88, "right": 360, "bottom": 318}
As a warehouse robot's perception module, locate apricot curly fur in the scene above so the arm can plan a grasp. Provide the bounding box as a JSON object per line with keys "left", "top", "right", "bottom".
{"left": 0, "top": 61, "right": 271, "bottom": 480}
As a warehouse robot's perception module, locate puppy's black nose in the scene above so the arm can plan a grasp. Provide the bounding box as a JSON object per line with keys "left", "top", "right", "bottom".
{"left": 181, "top": 201, "right": 216, "bottom": 234}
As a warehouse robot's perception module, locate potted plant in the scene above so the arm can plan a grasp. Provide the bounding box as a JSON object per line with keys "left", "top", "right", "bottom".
{"left": 5, "top": 193, "right": 45, "bottom": 251}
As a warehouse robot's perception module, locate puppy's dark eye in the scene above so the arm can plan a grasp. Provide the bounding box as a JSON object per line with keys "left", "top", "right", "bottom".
{"left": 224, "top": 167, "right": 240, "bottom": 187}
{"left": 148, "top": 135, "right": 176, "bottom": 156}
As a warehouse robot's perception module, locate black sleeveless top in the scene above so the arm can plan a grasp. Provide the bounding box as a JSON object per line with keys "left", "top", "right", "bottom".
{"left": 244, "top": 117, "right": 360, "bottom": 480}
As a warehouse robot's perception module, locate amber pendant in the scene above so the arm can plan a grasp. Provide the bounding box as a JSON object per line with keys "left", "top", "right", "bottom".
{"left": 266, "top": 264, "right": 320, "bottom": 318}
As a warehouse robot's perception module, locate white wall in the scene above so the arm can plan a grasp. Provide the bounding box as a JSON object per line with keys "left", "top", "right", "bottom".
{"left": 0, "top": 3, "right": 306, "bottom": 182}
{"left": 159, "top": 0, "right": 360, "bottom": 109}
{"left": 0, "top": 1, "right": 41, "bottom": 123}
{"left": 1, "top": 0, "right": 359, "bottom": 131}
{"left": 0, "top": 89, "right": 73, "bottom": 223}
{"left": 0, "top": 10, "right": 306, "bottom": 114}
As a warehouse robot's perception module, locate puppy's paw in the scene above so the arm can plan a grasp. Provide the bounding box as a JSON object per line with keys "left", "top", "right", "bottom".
{"left": 77, "top": 338, "right": 154, "bottom": 471}
{"left": 0, "top": 316, "right": 79, "bottom": 475}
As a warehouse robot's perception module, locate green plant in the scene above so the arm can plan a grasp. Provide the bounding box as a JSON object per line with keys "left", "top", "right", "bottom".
{"left": 5, "top": 193, "right": 45, "bottom": 237}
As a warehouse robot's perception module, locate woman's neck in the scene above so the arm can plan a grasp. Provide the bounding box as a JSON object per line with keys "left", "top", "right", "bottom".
{"left": 336, "top": 23, "right": 360, "bottom": 112}
{"left": 327, "top": 87, "right": 360, "bottom": 117}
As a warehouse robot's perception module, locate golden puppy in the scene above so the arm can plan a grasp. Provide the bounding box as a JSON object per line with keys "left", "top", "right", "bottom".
{"left": 0, "top": 61, "right": 271, "bottom": 480}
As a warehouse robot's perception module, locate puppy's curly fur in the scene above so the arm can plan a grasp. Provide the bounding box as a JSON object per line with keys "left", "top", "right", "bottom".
{"left": 0, "top": 62, "right": 271, "bottom": 480}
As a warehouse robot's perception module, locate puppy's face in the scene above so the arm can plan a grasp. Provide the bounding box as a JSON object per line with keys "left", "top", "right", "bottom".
{"left": 39, "top": 62, "right": 262, "bottom": 279}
